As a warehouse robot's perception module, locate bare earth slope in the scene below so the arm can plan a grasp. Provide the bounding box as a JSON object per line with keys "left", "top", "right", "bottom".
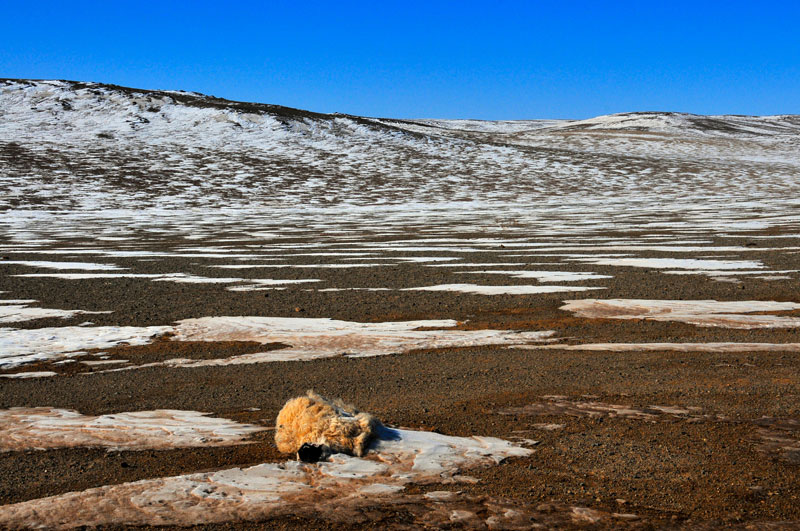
{"left": 1, "top": 79, "right": 799, "bottom": 529}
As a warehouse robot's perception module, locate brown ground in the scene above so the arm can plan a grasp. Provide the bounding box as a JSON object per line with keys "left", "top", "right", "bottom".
{"left": 1, "top": 237, "right": 799, "bottom": 529}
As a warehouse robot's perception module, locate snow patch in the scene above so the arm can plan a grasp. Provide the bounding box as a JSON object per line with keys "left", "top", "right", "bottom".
{"left": 0, "top": 300, "right": 110, "bottom": 324}
{"left": 1, "top": 316, "right": 556, "bottom": 370}
{"left": 405, "top": 284, "right": 604, "bottom": 295}
{"left": 14, "top": 273, "right": 246, "bottom": 284}
{"left": 539, "top": 342, "right": 800, "bottom": 352}
{"left": 0, "top": 371, "right": 57, "bottom": 379}
{"left": 0, "top": 325, "right": 170, "bottom": 368}
{"left": 0, "top": 261, "right": 124, "bottom": 270}
{"left": 0, "top": 408, "right": 265, "bottom": 451}
{"left": 500, "top": 398, "right": 712, "bottom": 422}
{"left": 155, "top": 317, "right": 557, "bottom": 366}
{"left": 0, "top": 425, "right": 530, "bottom": 528}
{"left": 570, "top": 257, "right": 763, "bottom": 270}
{"left": 456, "top": 270, "right": 612, "bottom": 282}
{"left": 561, "top": 299, "right": 800, "bottom": 329}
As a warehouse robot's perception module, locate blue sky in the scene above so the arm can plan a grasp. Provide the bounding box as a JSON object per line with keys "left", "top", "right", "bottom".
{"left": 2, "top": 1, "right": 798, "bottom": 119}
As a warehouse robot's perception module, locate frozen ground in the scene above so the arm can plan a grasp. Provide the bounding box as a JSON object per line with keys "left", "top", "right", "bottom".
{"left": 1, "top": 80, "right": 799, "bottom": 528}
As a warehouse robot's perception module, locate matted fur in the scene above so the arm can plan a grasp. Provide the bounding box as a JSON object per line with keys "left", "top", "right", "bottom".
{"left": 275, "top": 391, "right": 381, "bottom": 458}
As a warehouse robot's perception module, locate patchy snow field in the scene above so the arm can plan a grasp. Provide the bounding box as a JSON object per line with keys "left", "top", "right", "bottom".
{"left": 1, "top": 80, "right": 799, "bottom": 528}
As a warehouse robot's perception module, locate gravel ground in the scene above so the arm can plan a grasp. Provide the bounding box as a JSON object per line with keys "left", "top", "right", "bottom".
{"left": 1, "top": 231, "right": 799, "bottom": 529}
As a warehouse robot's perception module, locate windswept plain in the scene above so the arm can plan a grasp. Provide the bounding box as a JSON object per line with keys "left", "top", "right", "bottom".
{"left": 1, "top": 80, "right": 800, "bottom": 528}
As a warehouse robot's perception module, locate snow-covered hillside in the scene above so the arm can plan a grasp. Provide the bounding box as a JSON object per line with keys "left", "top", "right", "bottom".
{"left": 1, "top": 79, "right": 799, "bottom": 239}
{"left": 404, "top": 112, "right": 800, "bottom": 136}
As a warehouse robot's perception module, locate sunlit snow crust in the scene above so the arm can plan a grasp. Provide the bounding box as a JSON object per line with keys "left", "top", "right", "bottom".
{"left": 0, "top": 426, "right": 531, "bottom": 529}
{"left": 0, "top": 408, "right": 264, "bottom": 451}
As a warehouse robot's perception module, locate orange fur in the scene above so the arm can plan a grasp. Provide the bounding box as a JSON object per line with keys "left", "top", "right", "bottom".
{"left": 275, "top": 391, "right": 381, "bottom": 458}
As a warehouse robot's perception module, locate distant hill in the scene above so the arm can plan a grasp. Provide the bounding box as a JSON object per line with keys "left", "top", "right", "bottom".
{"left": 1, "top": 79, "right": 798, "bottom": 215}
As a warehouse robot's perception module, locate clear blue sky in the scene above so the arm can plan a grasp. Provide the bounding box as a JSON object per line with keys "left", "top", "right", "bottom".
{"left": 2, "top": 1, "right": 798, "bottom": 119}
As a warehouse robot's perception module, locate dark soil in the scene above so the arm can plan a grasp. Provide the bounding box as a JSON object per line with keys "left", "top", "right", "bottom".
{"left": 1, "top": 234, "right": 799, "bottom": 528}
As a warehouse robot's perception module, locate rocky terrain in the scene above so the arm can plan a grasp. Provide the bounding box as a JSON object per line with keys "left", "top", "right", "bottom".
{"left": 1, "top": 79, "right": 799, "bottom": 528}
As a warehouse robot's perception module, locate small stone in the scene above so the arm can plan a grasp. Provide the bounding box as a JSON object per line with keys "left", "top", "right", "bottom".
{"left": 571, "top": 507, "right": 603, "bottom": 523}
